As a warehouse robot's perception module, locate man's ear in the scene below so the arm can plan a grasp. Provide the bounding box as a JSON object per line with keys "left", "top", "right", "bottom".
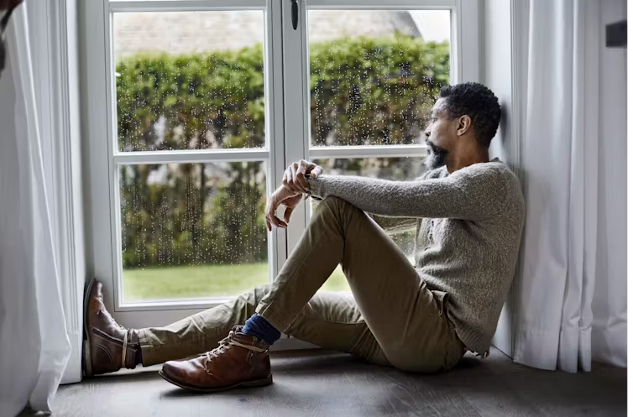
{"left": 456, "top": 115, "right": 472, "bottom": 136}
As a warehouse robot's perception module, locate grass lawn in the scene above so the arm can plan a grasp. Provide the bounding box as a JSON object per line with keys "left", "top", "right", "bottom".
{"left": 123, "top": 262, "right": 350, "bottom": 302}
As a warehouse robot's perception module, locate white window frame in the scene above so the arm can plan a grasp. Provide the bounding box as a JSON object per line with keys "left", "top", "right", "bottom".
{"left": 80, "top": 0, "right": 480, "bottom": 330}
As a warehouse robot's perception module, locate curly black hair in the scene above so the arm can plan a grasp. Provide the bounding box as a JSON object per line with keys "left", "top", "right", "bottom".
{"left": 438, "top": 82, "right": 501, "bottom": 148}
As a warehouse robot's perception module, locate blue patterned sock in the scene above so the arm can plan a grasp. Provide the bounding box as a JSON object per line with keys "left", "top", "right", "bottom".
{"left": 242, "top": 313, "right": 281, "bottom": 345}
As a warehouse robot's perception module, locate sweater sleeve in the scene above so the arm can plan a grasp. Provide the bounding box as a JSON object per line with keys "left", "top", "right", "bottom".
{"left": 307, "top": 165, "right": 508, "bottom": 221}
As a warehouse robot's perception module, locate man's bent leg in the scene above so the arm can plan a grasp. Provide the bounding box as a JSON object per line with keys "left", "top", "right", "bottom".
{"left": 86, "top": 280, "right": 386, "bottom": 377}
{"left": 257, "top": 196, "right": 465, "bottom": 373}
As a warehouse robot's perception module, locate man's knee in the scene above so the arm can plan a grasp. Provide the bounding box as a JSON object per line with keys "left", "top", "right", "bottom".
{"left": 319, "top": 196, "right": 362, "bottom": 219}
{"left": 322, "top": 195, "right": 349, "bottom": 209}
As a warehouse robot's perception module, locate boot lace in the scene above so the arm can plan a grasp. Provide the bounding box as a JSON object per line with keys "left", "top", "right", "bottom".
{"left": 204, "top": 328, "right": 268, "bottom": 369}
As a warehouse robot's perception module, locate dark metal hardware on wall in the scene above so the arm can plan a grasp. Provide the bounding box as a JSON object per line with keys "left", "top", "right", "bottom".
{"left": 606, "top": 20, "right": 626, "bottom": 48}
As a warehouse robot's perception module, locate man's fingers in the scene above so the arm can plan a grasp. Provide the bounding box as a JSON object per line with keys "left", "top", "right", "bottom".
{"left": 296, "top": 161, "right": 306, "bottom": 175}
{"left": 282, "top": 170, "right": 289, "bottom": 187}
{"left": 265, "top": 207, "right": 275, "bottom": 231}
{"left": 266, "top": 198, "right": 278, "bottom": 224}
{"left": 283, "top": 206, "right": 294, "bottom": 223}
{"left": 288, "top": 164, "right": 301, "bottom": 192}
{"left": 311, "top": 166, "right": 323, "bottom": 178}
{"left": 266, "top": 197, "right": 288, "bottom": 229}
{"left": 269, "top": 211, "right": 284, "bottom": 228}
{"left": 295, "top": 161, "right": 310, "bottom": 192}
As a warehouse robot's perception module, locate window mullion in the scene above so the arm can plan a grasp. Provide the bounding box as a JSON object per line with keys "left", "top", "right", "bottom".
{"left": 113, "top": 149, "right": 270, "bottom": 165}
{"left": 309, "top": 145, "right": 429, "bottom": 160}
{"left": 280, "top": 0, "right": 310, "bottom": 257}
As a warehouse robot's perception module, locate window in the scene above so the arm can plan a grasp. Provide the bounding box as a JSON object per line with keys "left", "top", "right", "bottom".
{"left": 82, "top": 0, "right": 479, "bottom": 329}
{"left": 113, "top": 9, "right": 271, "bottom": 303}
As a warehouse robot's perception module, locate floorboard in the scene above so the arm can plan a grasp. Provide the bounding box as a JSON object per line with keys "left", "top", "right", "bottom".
{"left": 18, "top": 347, "right": 626, "bottom": 417}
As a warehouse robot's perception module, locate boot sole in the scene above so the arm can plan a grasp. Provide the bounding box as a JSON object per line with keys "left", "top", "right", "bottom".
{"left": 158, "top": 370, "right": 273, "bottom": 393}
{"left": 82, "top": 277, "right": 97, "bottom": 377}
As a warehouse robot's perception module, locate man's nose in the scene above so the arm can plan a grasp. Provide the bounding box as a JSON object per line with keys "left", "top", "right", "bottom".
{"left": 424, "top": 128, "right": 430, "bottom": 137}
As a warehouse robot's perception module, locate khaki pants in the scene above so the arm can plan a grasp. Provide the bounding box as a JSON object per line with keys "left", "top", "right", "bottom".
{"left": 139, "top": 197, "right": 466, "bottom": 373}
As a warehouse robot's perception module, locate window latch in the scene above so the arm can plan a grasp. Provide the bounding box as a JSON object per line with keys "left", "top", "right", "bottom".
{"left": 291, "top": 0, "right": 298, "bottom": 30}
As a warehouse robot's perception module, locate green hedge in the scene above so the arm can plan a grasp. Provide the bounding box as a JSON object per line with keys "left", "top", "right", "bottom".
{"left": 117, "top": 36, "right": 449, "bottom": 268}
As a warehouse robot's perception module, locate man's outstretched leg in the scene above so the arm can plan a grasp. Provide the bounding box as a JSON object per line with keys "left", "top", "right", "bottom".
{"left": 84, "top": 279, "right": 387, "bottom": 380}
{"left": 83, "top": 280, "right": 272, "bottom": 377}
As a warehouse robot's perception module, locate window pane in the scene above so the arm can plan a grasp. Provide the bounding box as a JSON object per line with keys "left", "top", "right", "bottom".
{"left": 312, "top": 157, "right": 427, "bottom": 292}
{"left": 308, "top": 10, "right": 450, "bottom": 147}
{"left": 114, "top": 11, "right": 266, "bottom": 151}
{"left": 120, "top": 162, "right": 268, "bottom": 302}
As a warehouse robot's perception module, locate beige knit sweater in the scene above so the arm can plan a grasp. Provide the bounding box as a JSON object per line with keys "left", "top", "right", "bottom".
{"left": 308, "top": 159, "right": 525, "bottom": 356}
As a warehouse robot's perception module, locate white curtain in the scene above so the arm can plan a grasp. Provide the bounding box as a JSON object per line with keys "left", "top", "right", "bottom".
{"left": 514, "top": 0, "right": 626, "bottom": 372}
{"left": 0, "top": 4, "right": 71, "bottom": 416}
{"left": 591, "top": 0, "right": 627, "bottom": 368}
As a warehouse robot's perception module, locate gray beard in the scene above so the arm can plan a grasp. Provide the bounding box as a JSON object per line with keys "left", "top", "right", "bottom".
{"left": 425, "top": 148, "right": 448, "bottom": 170}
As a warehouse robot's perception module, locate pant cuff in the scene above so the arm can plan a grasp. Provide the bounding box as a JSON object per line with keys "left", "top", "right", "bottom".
{"left": 255, "top": 301, "right": 294, "bottom": 334}
{"left": 138, "top": 329, "right": 161, "bottom": 367}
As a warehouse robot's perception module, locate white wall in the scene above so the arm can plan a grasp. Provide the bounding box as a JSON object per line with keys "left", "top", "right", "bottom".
{"left": 592, "top": 0, "right": 627, "bottom": 367}
{"left": 482, "top": 0, "right": 517, "bottom": 357}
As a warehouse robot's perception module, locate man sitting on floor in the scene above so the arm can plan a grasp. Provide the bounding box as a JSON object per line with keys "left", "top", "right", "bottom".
{"left": 83, "top": 82, "right": 525, "bottom": 392}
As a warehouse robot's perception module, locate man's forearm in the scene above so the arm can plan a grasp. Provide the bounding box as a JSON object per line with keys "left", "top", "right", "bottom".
{"left": 307, "top": 169, "right": 507, "bottom": 221}
{"left": 307, "top": 175, "right": 422, "bottom": 217}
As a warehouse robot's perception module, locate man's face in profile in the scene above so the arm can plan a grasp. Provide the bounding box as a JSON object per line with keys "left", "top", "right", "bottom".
{"left": 424, "top": 98, "right": 452, "bottom": 170}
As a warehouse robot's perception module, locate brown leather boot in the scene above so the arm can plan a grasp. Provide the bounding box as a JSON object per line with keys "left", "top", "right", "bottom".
{"left": 83, "top": 278, "right": 141, "bottom": 376}
{"left": 159, "top": 326, "right": 272, "bottom": 392}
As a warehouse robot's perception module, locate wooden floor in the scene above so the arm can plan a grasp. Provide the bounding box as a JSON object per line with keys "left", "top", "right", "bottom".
{"left": 20, "top": 347, "right": 626, "bottom": 417}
